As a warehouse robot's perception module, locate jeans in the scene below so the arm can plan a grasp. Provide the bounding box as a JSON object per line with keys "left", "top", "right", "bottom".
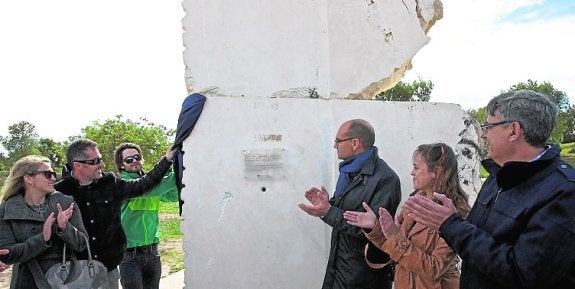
{"left": 119, "top": 244, "right": 161, "bottom": 289}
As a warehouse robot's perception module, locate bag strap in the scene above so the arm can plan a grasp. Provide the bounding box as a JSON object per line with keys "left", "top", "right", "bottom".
{"left": 364, "top": 243, "right": 394, "bottom": 269}
{"left": 28, "top": 231, "right": 93, "bottom": 288}
{"left": 60, "top": 232, "right": 99, "bottom": 283}
{"left": 61, "top": 232, "right": 93, "bottom": 262}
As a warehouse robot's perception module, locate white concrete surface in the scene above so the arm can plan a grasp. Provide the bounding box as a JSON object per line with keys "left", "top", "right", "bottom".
{"left": 177, "top": 1, "right": 479, "bottom": 288}
{"left": 178, "top": 97, "right": 481, "bottom": 289}
{"left": 160, "top": 270, "right": 184, "bottom": 289}
{"left": 182, "top": 0, "right": 442, "bottom": 99}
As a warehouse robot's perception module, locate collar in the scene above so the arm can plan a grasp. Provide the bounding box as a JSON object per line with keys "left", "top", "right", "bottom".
{"left": 482, "top": 144, "right": 560, "bottom": 191}
{"left": 3, "top": 194, "right": 49, "bottom": 221}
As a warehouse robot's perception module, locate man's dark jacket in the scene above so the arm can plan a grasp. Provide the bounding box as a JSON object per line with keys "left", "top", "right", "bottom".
{"left": 54, "top": 157, "right": 172, "bottom": 271}
{"left": 321, "top": 147, "right": 402, "bottom": 289}
{"left": 440, "top": 145, "right": 575, "bottom": 289}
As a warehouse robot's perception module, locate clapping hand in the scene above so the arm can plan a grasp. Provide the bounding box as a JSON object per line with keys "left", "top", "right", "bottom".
{"left": 298, "top": 186, "right": 330, "bottom": 217}
{"left": 343, "top": 202, "right": 377, "bottom": 229}
{"left": 43, "top": 212, "right": 56, "bottom": 241}
{"left": 56, "top": 202, "right": 75, "bottom": 230}
{"left": 378, "top": 208, "right": 399, "bottom": 239}
{"left": 404, "top": 192, "right": 456, "bottom": 230}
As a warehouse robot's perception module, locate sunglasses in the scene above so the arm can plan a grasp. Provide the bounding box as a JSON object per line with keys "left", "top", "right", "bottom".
{"left": 29, "top": 170, "right": 57, "bottom": 180}
{"left": 123, "top": 154, "right": 142, "bottom": 164}
{"left": 74, "top": 157, "right": 103, "bottom": 165}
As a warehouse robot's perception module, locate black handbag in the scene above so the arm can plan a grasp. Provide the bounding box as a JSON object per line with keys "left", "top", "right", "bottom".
{"left": 45, "top": 234, "right": 109, "bottom": 289}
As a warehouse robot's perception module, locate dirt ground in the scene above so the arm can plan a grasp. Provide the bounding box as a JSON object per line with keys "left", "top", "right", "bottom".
{"left": 0, "top": 239, "right": 183, "bottom": 289}
{"left": 0, "top": 266, "right": 10, "bottom": 289}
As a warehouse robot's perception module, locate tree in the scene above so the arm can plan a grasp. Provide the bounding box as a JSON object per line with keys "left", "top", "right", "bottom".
{"left": 0, "top": 121, "right": 41, "bottom": 163}
{"left": 563, "top": 105, "right": 575, "bottom": 143}
{"left": 80, "top": 115, "right": 175, "bottom": 171}
{"left": 374, "top": 78, "right": 433, "bottom": 102}
{"left": 507, "top": 80, "right": 571, "bottom": 144}
{"left": 37, "top": 138, "right": 67, "bottom": 171}
{"left": 0, "top": 121, "right": 67, "bottom": 176}
{"left": 466, "top": 107, "right": 487, "bottom": 124}
{"left": 510, "top": 80, "right": 570, "bottom": 111}
{"left": 0, "top": 117, "right": 174, "bottom": 187}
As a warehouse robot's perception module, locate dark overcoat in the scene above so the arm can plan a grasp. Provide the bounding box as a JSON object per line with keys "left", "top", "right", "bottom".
{"left": 0, "top": 192, "right": 87, "bottom": 289}
{"left": 321, "top": 148, "right": 402, "bottom": 289}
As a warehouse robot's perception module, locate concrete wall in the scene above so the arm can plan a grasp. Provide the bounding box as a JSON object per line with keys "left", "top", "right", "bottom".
{"left": 182, "top": 0, "right": 441, "bottom": 99}
{"left": 179, "top": 97, "right": 480, "bottom": 288}
{"left": 178, "top": 0, "right": 480, "bottom": 287}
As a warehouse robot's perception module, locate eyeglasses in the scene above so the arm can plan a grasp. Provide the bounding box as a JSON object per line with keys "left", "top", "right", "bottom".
{"left": 123, "top": 154, "right": 142, "bottom": 164}
{"left": 334, "top": 137, "right": 356, "bottom": 145}
{"left": 480, "top": 120, "right": 510, "bottom": 131}
{"left": 74, "top": 157, "right": 103, "bottom": 165}
{"left": 29, "top": 170, "right": 57, "bottom": 180}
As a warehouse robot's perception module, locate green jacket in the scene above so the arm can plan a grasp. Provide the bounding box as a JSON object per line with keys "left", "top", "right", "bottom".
{"left": 120, "top": 170, "right": 178, "bottom": 248}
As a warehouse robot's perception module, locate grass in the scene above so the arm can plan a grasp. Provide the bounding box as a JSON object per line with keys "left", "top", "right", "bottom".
{"left": 158, "top": 202, "right": 184, "bottom": 274}
{"left": 159, "top": 202, "right": 181, "bottom": 214}
{"left": 560, "top": 142, "right": 575, "bottom": 167}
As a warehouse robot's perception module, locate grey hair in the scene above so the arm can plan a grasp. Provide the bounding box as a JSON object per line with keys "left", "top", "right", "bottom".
{"left": 66, "top": 139, "right": 99, "bottom": 165}
{"left": 486, "top": 89, "right": 557, "bottom": 147}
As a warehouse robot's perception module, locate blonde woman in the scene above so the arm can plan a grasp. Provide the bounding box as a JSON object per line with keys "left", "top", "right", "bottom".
{"left": 344, "top": 143, "right": 470, "bottom": 289}
{"left": 0, "top": 155, "right": 87, "bottom": 289}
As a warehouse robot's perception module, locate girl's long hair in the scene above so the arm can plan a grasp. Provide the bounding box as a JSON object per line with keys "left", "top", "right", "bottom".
{"left": 414, "top": 143, "right": 471, "bottom": 217}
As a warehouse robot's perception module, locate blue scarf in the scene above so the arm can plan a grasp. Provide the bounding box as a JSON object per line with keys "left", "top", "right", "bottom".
{"left": 335, "top": 147, "right": 375, "bottom": 197}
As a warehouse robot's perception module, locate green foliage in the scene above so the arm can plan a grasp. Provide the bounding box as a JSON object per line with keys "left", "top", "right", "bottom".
{"left": 0, "top": 117, "right": 183, "bottom": 273}
{"left": 374, "top": 78, "right": 433, "bottom": 102}
{"left": 560, "top": 143, "right": 575, "bottom": 155}
{"left": 560, "top": 143, "right": 575, "bottom": 167}
{"left": 0, "top": 121, "right": 41, "bottom": 163}
{"left": 466, "top": 107, "right": 487, "bottom": 124}
{"left": 159, "top": 214, "right": 183, "bottom": 239}
{"left": 563, "top": 105, "right": 575, "bottom": 143}
{"left": 37, "top": 138, "right": 67, "bottom": 171}
{"left": 80, "top": 115, "right": 175, "bottom": 172}
{"left": 0, "top": 122, "right": 66, "bottom": 174}
{"left": 510, "top": 80, "right": 570, "bottom": 111}
{"left": 0, "top": 116, "right": 174, "bottom": 180}
{"left": 159, "top": 202, "right": 180, "bottom": 214}
{"left": 158, "top": 202, "right": 184, "bottom": 273}
{"left": 506, "top": 79, "right": 572, "bottom": 144}
{"left": 160, "top": 243, "right": 185, "bottom": 274}
{"left": 465, "top": 79, "right": 573, "bottom": 145}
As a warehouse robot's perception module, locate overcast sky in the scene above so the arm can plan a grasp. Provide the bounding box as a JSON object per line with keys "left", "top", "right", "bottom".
{"left": 1, "top": 0, "right": 573, "bottom": 142}
{"left": 404, "top": 0, "right": 575, "bottom": 109}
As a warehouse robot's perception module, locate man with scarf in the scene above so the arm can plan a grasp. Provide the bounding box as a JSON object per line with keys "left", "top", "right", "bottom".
{"left": 299, "top": 119, "right": 402, "bottom": 289}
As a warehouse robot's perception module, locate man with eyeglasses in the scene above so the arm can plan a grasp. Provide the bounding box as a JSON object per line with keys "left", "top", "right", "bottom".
{"left": 405, "top": 90, "right": 575, "bottom": 289}
{"left": 299, "top": 119, "right": 402, "bottom": 289}
{"left": 113, "top": 142, "right": 178, "bottom": 289}
{"left": 54, "top": 139, "right": 176, "bottom": 289}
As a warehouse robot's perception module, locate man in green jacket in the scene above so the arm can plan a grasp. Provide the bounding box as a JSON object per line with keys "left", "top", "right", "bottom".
{"left": 114, "top": 143, "right": 179, "bottom": 289}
